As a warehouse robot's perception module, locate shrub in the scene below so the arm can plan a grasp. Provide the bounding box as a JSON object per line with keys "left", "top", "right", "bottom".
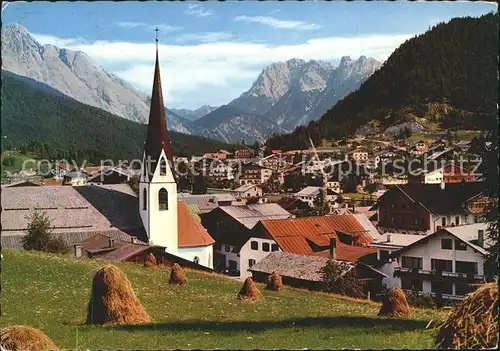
{"left": 21, "top": 211, "right": 68, "bottom": 254}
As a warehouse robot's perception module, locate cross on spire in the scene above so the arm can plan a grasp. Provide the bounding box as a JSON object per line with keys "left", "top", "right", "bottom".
{"left": 155, "top": 27, "right": 159, "bottom": 49}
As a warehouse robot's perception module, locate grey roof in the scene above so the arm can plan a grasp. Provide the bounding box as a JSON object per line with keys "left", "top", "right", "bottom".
{"left": 248, "top": 251, "right": 353, "bottom": 282}
{"left": 234, "top": 183, "right": 261, "bottom": 193}
{"left": 1, "top": 184, "right": 147, "bottom": 246}
{"left": 218, "top": 204, "right": 292, "bottom": 229}
{"left": 64, "top": 172, "right": 87, "bottom": 178}
{"left": 295, "top": 186, "right": 321, "bottom": 197}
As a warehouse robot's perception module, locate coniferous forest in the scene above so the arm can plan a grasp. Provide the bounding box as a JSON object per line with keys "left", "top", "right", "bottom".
{"left": 1, "top": 71, "right": 232, "bottom": 163}
{"left": 267, "top": 13, "right": 498, "bottom": 150}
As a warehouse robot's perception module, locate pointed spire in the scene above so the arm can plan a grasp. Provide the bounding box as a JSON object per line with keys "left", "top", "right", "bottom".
{"left": 144, "top": 28, "right": 173, "bottom": 165}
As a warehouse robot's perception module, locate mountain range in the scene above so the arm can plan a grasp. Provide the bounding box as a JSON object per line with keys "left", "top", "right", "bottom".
{"left": 267, "top": 13, "right": 498, "bottom": 150}
{"left": 1, "top": 24, "right": 380, "bottom": 143}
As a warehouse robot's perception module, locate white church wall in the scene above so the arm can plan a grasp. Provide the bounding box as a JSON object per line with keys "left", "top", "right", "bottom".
{"left": 178, "top": 245, "right": 214, "bottom": 269}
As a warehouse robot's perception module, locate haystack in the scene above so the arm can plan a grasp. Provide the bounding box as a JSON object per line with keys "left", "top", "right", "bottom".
{"left": 168, "top": 263, "right": 187, "bottom": 285}
{"left": 238, "top": 277, "right": 261, "bottom": 301}
{"left": 378, "top": 287, "right": 411, "bottom": 318}
{"left": 266, "top": 271, "right": 283, "bottom": 291}
{"left": 144, "top": 253, "right": 156, "bottom": 268}
{"left": 0, "top": 325, "right": 57, "bottom": 351}
{"left": 86, "top": 264, "right": 152, "bottom": 325}
{"left": 435, "top": 282, "right": 498, "bottom": 349}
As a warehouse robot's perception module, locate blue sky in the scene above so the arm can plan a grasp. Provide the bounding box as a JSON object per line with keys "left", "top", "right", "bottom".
{"left": 2, "top": 1, "right": 497, "bottom": 109}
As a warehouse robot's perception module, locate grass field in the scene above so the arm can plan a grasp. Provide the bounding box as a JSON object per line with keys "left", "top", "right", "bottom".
{"left": 0, "top": 249, "right": 447, "bottom": 349}
{"left": 0, "top": 152, "right": 36, "bottom": 174}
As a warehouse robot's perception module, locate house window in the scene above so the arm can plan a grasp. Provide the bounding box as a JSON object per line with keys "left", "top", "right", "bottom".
{"left": 142, "top": 188, "right": 147, "bottom": 210}
{"left": 262, "top": 243, "right": 270, "bottom": 252}
{"left": 474, "top": 216, "right": 479, "bottom": 223}
{"left": 193, "top": 256, "right": 200, "bottom": 264}
{"left": 431, "top": 259, "right": 453, "bottom": 273}
{"left": 441, "top": 238, "right": 453, "bottom": 250}
{"left": 401, "top": 256, "right": 422, "bottom": 269}
{"left": 455, "top": 261, "right": 478, "bottom": 275}
{"left": 158, "top": 188, "right": 168, "bottom": 210}
{"left": 401, "top": 277, "right": 423, "bottom": 291}
{"left": 441, "top": 217, "right": 446, "bottom": 226}
{"left": 455, "top": 239, "right": 467, "bottom": 251}
{"left": 224, "top": 245, "right": 231, "bottom": 252}
{"left": 455, "top": 216, "right": 460, "bottom": 226}
{"left": 431, "top": 280, "right": 453, "bottom": 295}
{"left": 455, "top": 282, "right": 474, "bottom": 296}
{"left": 228, "top": 260, "right": 237, "bottom": 270}
{"left": 215, "top": 243, "right": 221, "bottom": 250}
{"left": 250, "top": 241, "right": 258, "bottom": 250}
{"left": 159, "top": 157, "right": 167, "bottom": 176}
{"left": 248, "top": 259, "right": 256, "bottom": 267}
{"left": 271, "top": 244, "right": 279, "bottom": 252}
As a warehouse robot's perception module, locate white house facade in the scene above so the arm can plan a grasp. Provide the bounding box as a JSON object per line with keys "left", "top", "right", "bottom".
{"left": 239, "top": 237, "right": 281, "bottom": 279}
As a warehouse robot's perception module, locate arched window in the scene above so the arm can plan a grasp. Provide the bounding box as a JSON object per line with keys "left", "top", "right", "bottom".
{"left": 159, "top": 157, "right": 167, "bottom": 176}
{"left": 142, "top": 188, "right": 147, "bottom": 210}
{"left": 159, "top": 188, "right": 168, "bottom": 211}
{"left": 193, "top": 256, "right": 200, "bottom": 264}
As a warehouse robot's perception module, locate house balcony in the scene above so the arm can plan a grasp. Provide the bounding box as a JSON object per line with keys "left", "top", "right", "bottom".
{"left": 394, "top": 267, "right": 484, "bottom": 281}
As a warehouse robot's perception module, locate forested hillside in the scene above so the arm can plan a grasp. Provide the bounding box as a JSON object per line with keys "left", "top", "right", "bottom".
{"left": 267, "top": 13, "right": 498, "bottom": 150}
{"left": 1, "top": 71, "right": 232, "bottom": 163}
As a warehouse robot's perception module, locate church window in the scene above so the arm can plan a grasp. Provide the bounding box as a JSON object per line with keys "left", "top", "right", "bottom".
{"left": 142, "top": 189, "right": 147, "bottom": 210}
{"left": 159, "top": 188, "right": 168, "bottom": 210}
{"left": 193, "top": 256, "right": 200, "bottom": 264}
{"left": 160, "top": 157, "right": 167, "bottom": 176}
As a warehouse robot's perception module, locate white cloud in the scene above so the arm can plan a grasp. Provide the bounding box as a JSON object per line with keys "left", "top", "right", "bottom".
{"left": 185, "top": 4, "right": 213, "bottom": 18}
{"left": 234, "top": 15, "right": 321, "bottom": 31}
{"left": 174, "top": 32, "right": 236, "bottom": 43}
{"left": 115, "top": 21, "right": 181, "bottom": 32}
{"left": 32, "top": 32, "right": 412, "bottom": 109}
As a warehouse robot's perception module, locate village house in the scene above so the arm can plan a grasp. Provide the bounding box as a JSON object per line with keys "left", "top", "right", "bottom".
{"left": 348, "top": 149, "right": 369, "bottom": 163}
{"left": 249, "top": 251, "right": 387, "bottom": 296}
{"left": 232, "top": 183, "right": 263, "bottom": 199}
{"left": 276, "top": 197, "right": 312, "bottom": 217}
{"left": 408, "top": 163, "right": 477, "bottom": 185}
{"left": 203, "top": 151, "right": 228, "bottom": 160}
{"left": 87, "top": 166, "right": 136, "bottom": 185}
{"left": 375, "top": 182, "right": 489, "bottom": 235}
{"left": 411, "top": 140, "right": 428, "bottom": 156}
{"left": 234, "top": 147, "right": 256, "bottom": 159}
{"left": 208, "top": 160, "right": 235, "bottom": 182}
{"left": 379, "top": 223, "right": 491, "bottom": 301}
{"left": 258, "top": 154, "right": 288, "bottom": 170}
{"left": 237, "top": 163, "right": 273, "bottom": 185}
{"left": 62, "top": 171, "right": 87, "bottom": 186}
{"left": 293, "top": 186, "right": 339, "bottom": 208}
{"left": 200, "top": 204, "right": 292, "bottom": 276}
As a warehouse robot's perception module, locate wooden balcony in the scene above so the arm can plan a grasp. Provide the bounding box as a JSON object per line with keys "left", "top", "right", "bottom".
{"left": 394, "top": 267, "right": 483, "bottom": 281}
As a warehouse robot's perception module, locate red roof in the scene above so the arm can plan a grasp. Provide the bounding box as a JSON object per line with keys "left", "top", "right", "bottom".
{"left": 312, "top": 245, "right": 377, "bottom": 262}
{"left": 258, "top": 215, "right": 375, "bottom": 261}
{"left": 177, "top": 201, "right": 215, "bottom": 247}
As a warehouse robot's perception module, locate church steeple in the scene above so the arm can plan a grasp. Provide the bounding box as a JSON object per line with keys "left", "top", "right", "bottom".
{"left": 144, "top": 28, "right": 173, "bottom": 164}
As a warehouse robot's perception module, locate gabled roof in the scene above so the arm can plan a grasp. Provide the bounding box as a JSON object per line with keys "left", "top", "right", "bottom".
{"left": 144, "top": 46, "right": 173, "bottom": 163}
{"left": 392, "top": 223, "right": 489, "bottom": 257}
{"left": 216, "top": 204, "right": 292, "bottom": 229}
{"left": 178, "top": 201, "right": 215, "bottom": 247}
{"left": 234, "top": 183, "right": 261, "bottom": 193}
{"left": 295, "top": 186, "right": 321, "bottom": 197}
{"left": 257, "top": 215, "right": 376, "bottom": 261}
{"left": 385, "top": 182, "right": 486, "bottom": 215}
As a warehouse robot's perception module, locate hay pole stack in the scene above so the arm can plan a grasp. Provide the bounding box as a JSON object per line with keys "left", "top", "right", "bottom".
{"left": 377, "top": 287, "right": 411, "bottom": 318}
{"left": 0, "top": 325, "right": 57, "bottom": 351}
{"left": 168, "top": 263, "right": 188, "bottom": 285}
{"left": 144, "top": 252, "right": 157, "bottom": 268}
{"left": 238, "top": 277, "right": 262, "bottom": 301}
{"left": 86, "top": 264, "right": 152, "bottom": 325}
{"left": 435, "top": 282, "right": 498, "bottom": 349}
{"left": 266, "top": 271, "right": 283, "bottom": 291}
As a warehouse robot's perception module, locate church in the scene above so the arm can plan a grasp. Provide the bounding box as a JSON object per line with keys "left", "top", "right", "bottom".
{"left": 1, "top": 43, "right": 215, "bottom": 269}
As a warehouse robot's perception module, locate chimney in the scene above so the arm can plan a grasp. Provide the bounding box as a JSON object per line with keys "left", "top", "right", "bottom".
{"left": 352, "top": 203, "right": 356, "bottom": 213}
{"left": 440, "top": 181, "right": 445, "bottom": 190}
{"left": 387, "top": 234, "right": 392, "bottom": 243}
{"left": 130, "top": 236, "right": 138, "bottom": 244}
{"left": 478, "top": 230, "right": 484, "bottom": 247}
{"left": 108, "top": 237, "right": 114, "bottom": 248}
{"left": 74, "top": 244, "right": 82, "bottom": 258}
{"left": 329, "top": 238, "right": 337, "bottom": 260}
